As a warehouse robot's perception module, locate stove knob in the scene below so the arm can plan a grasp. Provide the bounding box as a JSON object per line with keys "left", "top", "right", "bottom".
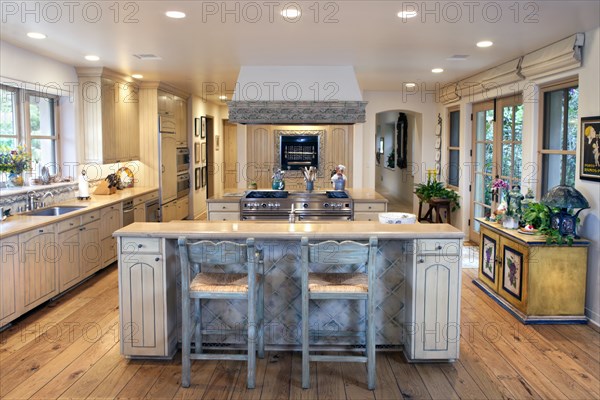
{"left": 303, "top": 203, "right": 309, "bottom": 208}
{"left": 262, "top": 203, "right": 267, "bottom": 208}
{"left": 324, "top": 203, "right": 330, "bottom": 208}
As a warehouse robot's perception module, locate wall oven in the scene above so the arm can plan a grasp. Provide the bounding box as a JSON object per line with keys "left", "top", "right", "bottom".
{"left": 176, "top": 147, "right": 190, "bottom": 172}
{"left": 177, "top": 173, "right": 190, "bottom": 198}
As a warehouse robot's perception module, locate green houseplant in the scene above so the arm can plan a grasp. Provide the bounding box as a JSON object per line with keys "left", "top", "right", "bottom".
{"left": 521, "top": 201, "right": 576, "bottom": 245}
{"left": 414, "top": 180, "right": 461, "bottom": 211}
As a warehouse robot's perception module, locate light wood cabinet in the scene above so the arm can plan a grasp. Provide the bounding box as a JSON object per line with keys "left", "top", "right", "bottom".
{"left": 405, "top": 239, "right": 461, "bottom": 361}
{"left": 100, "top": 203, "right": 122, "bottom": 266}
{"left": 157, "top": 90, "right": 174, "bottom": 115}
{"left": 353, "top": 201, "right": 387, "bottom": 221}
{"left": 81, "top": 219, "right": 102, "bottom": 278}
{"left": 118, "top": 237, "right": 177, "bottom": 358}
{"left": 161, "top": 200, "right": 177, "bottom": 223}
{"left": 19, "top": 225, "right": 58, "bottom": 312}
{"left": 176, "top": 196, "right": 189, "bottom": 220}
{"left": 0, "top": 235, "right": 21, "bottom": 326}
{"left": 174, "top": 96, "right": 187, "bottom": 146}
{"left": 477, "top": 220, "right": 589, "bottom": 323}
{"left": 58, "top": 226, "right": 83, "bottom": 291}
{"left": 208, "top": 201, "right": 240, "bottom": 221}
{"left": 77, "top": 67, "right": 140, "bottom": 164}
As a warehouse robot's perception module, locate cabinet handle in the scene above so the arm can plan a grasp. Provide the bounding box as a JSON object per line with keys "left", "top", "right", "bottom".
{"left": 38, "top": 229, "right": 44, "bottom": 233}
{"left": 70, "top": 222, "right": 74, "bottom": 226}
{"left": 138, "top": 244, "right": 143, "bottom": 248}
{"left": 155, "top": 257, "right": 160, "bottom": 262}
{"left": 417, "top": 258, "right": 425, "bottom": 263}
{"left": 368, "top": 206, "right": 372, "bottom": 209}
{"left": 222, "top": 206, "right": 226, "bottom": 209}
{"left": 90, "top": 216, "right": 94, "bottom": 219}
{"left": 80, "top": 227, "right": 85, "bottom": 231}
{"left": 436, "top": 245, "right": 443, "bottom": 250}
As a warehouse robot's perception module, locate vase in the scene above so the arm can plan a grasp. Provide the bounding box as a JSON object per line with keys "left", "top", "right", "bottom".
{"left": 7, "top": 172, "right": 24, "bottom": 187}
{"left": 502, "top": 215, "right": 519, "bottom": 229}
{"left": 306, "top": 181, "right": 314, "bottom": 192}
{"left": 272, "top": 180, "right": 285, "bottom": 190}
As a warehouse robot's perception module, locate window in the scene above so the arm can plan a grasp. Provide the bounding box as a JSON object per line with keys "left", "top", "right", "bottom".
{"left": 0, "top": 84, "right": 59, "bottom": 175}
{"left": 540, "top": 80, "right": 578, "bottom": 194}
{"left": 447, "top": 109, "right": 460, "bottom": 188}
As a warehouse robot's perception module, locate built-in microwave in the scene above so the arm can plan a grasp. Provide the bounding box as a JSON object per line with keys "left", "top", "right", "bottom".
{"left": 177, "top": 172, "right": 190, "bottom": 198}
{"left": 159, "top": 114, "right": 176, "bottom": 133}
{"left": 176, "top": 147, "right": 190, "bottom": 172}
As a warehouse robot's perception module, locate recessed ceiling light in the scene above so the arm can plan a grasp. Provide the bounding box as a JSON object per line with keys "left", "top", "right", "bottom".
{"left": 166, "top": 11, "right": 186, "bottom": 19}
{"left": 397, "top": 11, "right": 418, "bottom": 18}
{"left": 405, "top": 83, "right": 417, "bottom": 88}
{"left": 432, "top": 68, "right": 444, "bottom": 73}
{"left": 281, "top": 8, "right": 301, "bottom": 18}
{"left": 132, "top": 74, "right": 143, "bottom": 79}
{"left": 85, "top": 55, "right": 100, "bottom": 61}
{"left": 477, "top": 40, "right": 493, "bottom": 48}
{"left": 219, "top": 95, "right": 228, "bottom": 100}
{"left": 27, "top": 32, "right": 46, "bottom": 39}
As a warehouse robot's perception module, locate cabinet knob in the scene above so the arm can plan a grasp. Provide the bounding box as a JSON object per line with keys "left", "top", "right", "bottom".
{"left": 38, "top": 229, "right": 44, "bottom": 233}
{"left": 222, "top": 206, "right": 226, "bottom": 209}
{"left": 436, "top": 245, "right": 443, "bottom": 250}
{"left": 155, "top": 257, "right": 160, "bottom": 262}
{"left": 418, "top": 258, "right": 425, "bottom": 264}
{"left": 70, "top": 222, "right": 74, "bottom": 226}
{"left": 368, "top": 206, "right": 372, "bottom": 209}
{"left": 138, "top": 244, "right": 143, "bottom": 248}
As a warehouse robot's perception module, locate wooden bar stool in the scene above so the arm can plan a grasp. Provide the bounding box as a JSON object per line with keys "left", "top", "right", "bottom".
{"left": 300, "top": 236, "right": 378, "bottom": 390}
{"left": 178, "top": 237, "right": 265, "bottom": 389}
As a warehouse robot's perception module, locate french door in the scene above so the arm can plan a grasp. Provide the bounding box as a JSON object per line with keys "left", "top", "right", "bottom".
{"left": 470, "top": 96, "right": 523, "bottom": 242}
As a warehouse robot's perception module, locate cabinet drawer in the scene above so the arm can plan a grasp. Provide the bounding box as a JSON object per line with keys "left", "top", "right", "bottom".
{"left": 209, "top": 212, "right": 240, "bottom": 221}
{"left": 353, "top": 212, "right": 379, "bottom": 222}
{"left": 57, "top": 216, "right": 81, "bottom": 232}
{"left": 354, "top": 202, "right": 386, "bottom": 212}
{"left": 417, "top": 239, "right": 461, "bottom": 255}
{"left": 82, "top": 210, "right": 101, "bottom": 224}
{"left": 121, "top": 237, "right": 161, "bottom": 253}
{"left": 19, "top": 224, "right": 55, "bottom": 242}
{"left": 133, "top": 195, "right": 147, "bottom": 206}
{"left": 208, "top": 202, "right": 240, "bottom": 212}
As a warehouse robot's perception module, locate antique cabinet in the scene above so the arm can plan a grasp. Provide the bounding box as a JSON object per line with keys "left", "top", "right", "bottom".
{"left": 476, "top": 219, "right": 589, "bottom": 323}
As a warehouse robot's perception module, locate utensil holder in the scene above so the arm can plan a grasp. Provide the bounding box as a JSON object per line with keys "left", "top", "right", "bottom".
{"left": 306, "top": 181, "right": 314, "bottom": 191}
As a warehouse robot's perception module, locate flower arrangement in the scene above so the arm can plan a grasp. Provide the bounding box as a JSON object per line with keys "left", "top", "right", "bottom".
{"left": 0, "top": 145, "right": 32, "bottom": 174}
{"left": 490, "top": 175, "right": 509, "bottom": 202}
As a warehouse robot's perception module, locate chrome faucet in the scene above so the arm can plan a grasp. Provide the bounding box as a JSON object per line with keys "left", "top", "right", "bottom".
{"left": 40, "top": 191, "right": 54, "bottom": 208}
{"left": 27, "top": 191, "right": 38, "bottom": 211}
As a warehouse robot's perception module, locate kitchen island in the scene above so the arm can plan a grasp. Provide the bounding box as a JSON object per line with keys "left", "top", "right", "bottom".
{"left": 114, "top": 220, "right": 463, "bottom": 362}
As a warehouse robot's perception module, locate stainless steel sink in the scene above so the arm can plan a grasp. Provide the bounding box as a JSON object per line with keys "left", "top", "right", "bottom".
{"left": 25, "top": 206, "right": 87, "bottom": 216}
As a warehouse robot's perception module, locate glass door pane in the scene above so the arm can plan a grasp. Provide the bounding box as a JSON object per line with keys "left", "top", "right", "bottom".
{"left": 471, "top": 104, "right": 495, "bottom": 241}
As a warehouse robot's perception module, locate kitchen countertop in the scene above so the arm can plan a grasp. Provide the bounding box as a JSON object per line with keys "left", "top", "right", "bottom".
{"left": 207, "top": 188, "right": 388, "bottom": 203}
{"left": 114, "top": 220, "right": 463, "bottom": 240}
{"left": 0, "top": 186, "right": 158, "bottom": 238}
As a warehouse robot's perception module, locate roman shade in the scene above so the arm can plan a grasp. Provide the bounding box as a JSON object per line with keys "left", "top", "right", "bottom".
{"left": 440, "top": 33, "right": 585, "bottom": 105}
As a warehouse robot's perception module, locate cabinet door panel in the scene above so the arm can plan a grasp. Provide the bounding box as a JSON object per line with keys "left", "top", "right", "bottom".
{"left": 479, "top": 227, "right": 501, "bottom": 291}
{"left": 20, "top": 228, "right": 58, "bottom": 310}
{"left": 81, "top": 220, "right": 102, "bottom": 277}
{"left": 120, "top": 253, "right": 166, "bottom": 356}
{"left": 498, "top": 239, "right": 529, "bottom": 313}
{"left": 1, "top": 237, "right": 21, "bottom": 325}
{"left": 58, "top": 228, "right": 82, "bottom": 291}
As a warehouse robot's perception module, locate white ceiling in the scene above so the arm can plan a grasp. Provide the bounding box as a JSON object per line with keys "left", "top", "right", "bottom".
{"left": 1, "top": 1, "right": 599, "bottom": 102}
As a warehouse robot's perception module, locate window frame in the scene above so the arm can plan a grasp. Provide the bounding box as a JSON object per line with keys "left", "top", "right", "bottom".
{"left": 537, "top": 78, "right": 578, "bottom": 196}
{"left": 446, "top": 106, "right": 460, "bottom": 189}
{"left": 0, "top": 84, "right": 60, "bottom": 176}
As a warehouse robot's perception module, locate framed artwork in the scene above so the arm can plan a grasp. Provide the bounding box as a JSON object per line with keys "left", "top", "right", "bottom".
{"left": 481, "top": 234, "right": 497, "bottom": 282}
{"left": 200, "top": 116, "right": 206, "bottom": 139}
{"left": 194, "top": 118, "right": 200, "bottom": 137}
{"left": 580, "top": 116, "right": 600, "bottom": 182}
{"left": 502, "top": 246, "right": 524, "bottom": 300}
{"left": 201, "top": 142, "right": 206, "bottom": 163}
{"left": 194, "top": 167, "right": 201, "bottom": 190}
{"left": 215, "top": 135, "right": 220, "bottom": 151}
{"left": 194, "top": 142, "right": 200, "bottom": 164}
{"left": 201, "top": 166, "right": 207, "bottom": 187}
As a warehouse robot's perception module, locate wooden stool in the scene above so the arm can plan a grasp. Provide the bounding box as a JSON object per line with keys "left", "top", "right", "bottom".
{"left": 418, "top": 198, "right": 451, "bottom": 224}
{"left": 300, "top": 236, "right": 378, "bottom": 390}
{"left": 178, "top": 237, "right": 265, "bottom": 389}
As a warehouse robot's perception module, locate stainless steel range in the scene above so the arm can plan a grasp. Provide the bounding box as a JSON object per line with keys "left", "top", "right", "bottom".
{"left": 240, "top": 190, "right": 352, "bottom": 221}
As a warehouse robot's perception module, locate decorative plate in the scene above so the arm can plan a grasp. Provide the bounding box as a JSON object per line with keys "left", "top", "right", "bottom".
{"left": 435, "top": 137, "right": 441, "bottom": 149}
{"left": 435, "top": 150, "right": 441, "bottom": 161}
{"left": 435, "top": 122, "right": 442, "bottom": 136}
{"left": 517, "top": 228, "right": 537, "bottom": 235}
{"left": 117, "top": 167, "right": 134, "bottom": 188}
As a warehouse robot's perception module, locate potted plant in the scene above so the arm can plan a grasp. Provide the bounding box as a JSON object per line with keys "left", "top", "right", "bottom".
{"left": 414, "top": 180, "right": 461, "bottom": 211}
{"left": 521, "top": 201, "right": 576, "bottom": 245}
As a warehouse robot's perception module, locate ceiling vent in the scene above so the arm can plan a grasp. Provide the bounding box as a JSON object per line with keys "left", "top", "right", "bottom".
{"left": 133, "top": 54, "right": 162, "bottom": 60}
{"left": 447, "top": 55, "right": 470, "bottom": 61}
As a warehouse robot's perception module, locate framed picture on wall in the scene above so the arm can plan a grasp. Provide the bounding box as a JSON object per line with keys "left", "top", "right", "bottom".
{"left": 201, "top": 166, "right": 207, "bottom": 187}
{"left": 201, "top": 142, "right": 206, "bottom": 163}
{"left": 194, "top": 142, "right": 200, "bottom": 164}
{"left": 580, "top": 116, "right": 600, "bottom": 182}
{"left": 194, "top": 118, "right": 200, "bottom": 137}
{"left": 200, "top": 116, "right": 206, "bottom": 139}
{"left": 194, "top": 167, "right": 201, "bottom": 190}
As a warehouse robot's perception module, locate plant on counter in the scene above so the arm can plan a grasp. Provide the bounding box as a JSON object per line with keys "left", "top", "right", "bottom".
{"left": 521, "top": 201, "right": 576, "bottom": 245}
{"left": 414, "top": 180, "right": 461, "bottom": 211}
{"left": 0, "top": 145, "right": 32, "bottom": 174}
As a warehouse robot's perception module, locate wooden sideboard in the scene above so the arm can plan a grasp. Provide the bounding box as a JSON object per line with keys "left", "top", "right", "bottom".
{"left": 474, "top": 218, "right": 590, "bottom": 324}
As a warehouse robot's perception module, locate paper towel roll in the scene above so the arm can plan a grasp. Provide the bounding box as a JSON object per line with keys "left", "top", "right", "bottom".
{"left": 78, "top": 170, "right": 89, "bottom": 198}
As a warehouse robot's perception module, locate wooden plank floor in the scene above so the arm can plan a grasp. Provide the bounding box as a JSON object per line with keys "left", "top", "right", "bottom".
{"left": 1, "top": 265, "right": 599, "bottom": 399}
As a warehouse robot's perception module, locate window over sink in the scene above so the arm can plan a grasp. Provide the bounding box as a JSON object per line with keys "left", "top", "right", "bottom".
{"left": 0, "top": 84, "right": 59, "bottom": 177}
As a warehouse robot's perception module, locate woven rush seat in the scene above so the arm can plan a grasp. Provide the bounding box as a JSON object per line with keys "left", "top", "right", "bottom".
{"left": 308, "top": 273, "right": 368, "bottom": 293}
{"left": 190, "top": 273, "right": 249, "bottom": 293}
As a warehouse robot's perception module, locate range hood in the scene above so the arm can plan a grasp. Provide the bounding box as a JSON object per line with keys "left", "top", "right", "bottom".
{"left": 227, "top": 66, "right": 367, "bottom": 124}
